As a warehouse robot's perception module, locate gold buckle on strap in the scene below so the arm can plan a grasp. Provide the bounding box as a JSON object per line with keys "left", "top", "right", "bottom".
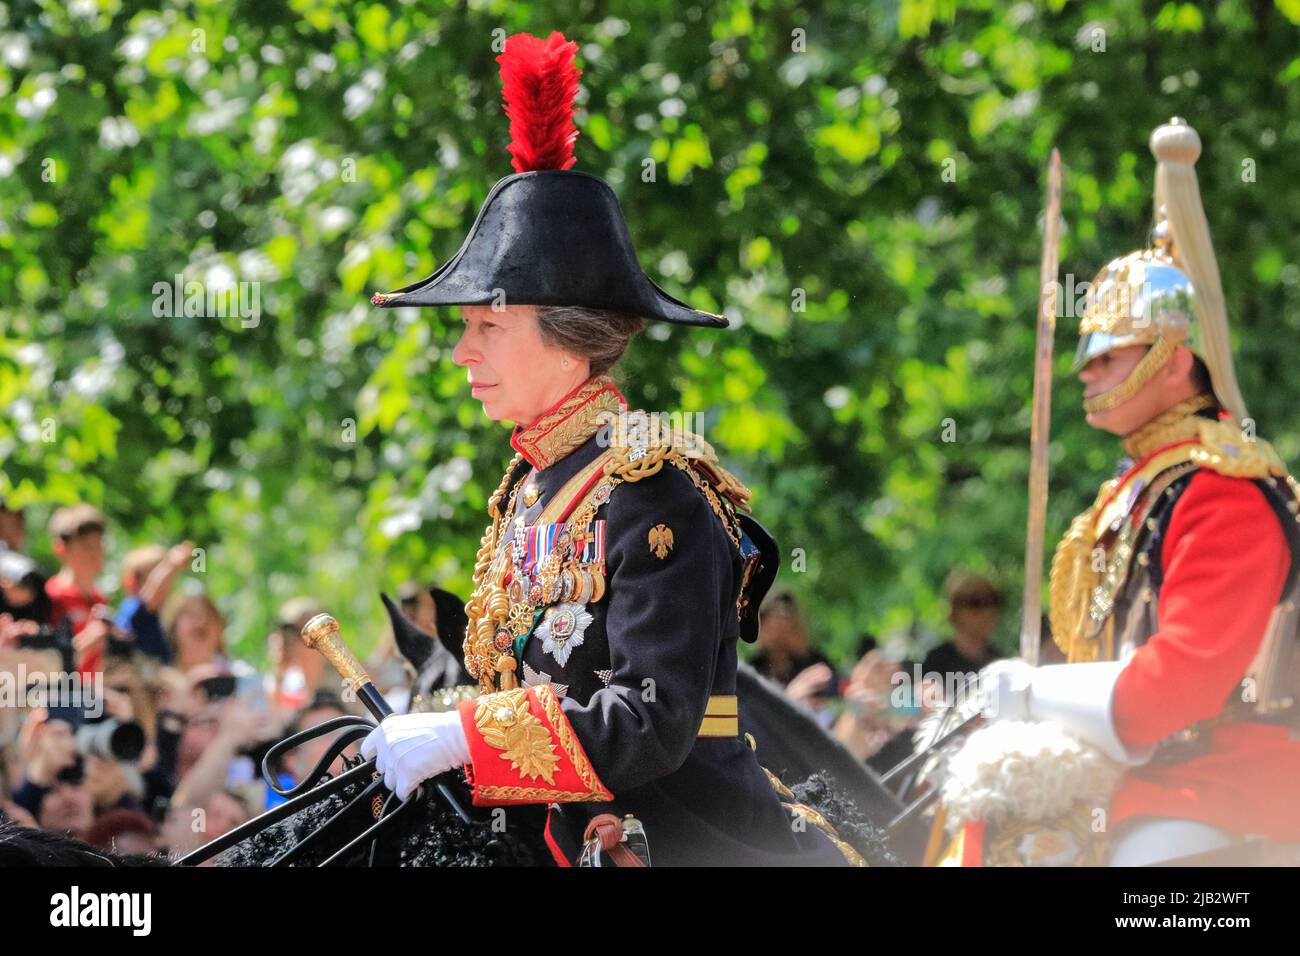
{"left": 697, "top": 694, "right": 738, "bottom": 738}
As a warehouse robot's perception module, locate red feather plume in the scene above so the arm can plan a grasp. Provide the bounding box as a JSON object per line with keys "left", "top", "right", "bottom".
{"left": 497, "top": 32, "right": 582, "bottom": 173}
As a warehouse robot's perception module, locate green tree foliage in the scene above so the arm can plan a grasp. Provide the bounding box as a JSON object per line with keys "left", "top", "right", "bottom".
{"left": 3, "top": 0, "right": 1298, "bottom": 662}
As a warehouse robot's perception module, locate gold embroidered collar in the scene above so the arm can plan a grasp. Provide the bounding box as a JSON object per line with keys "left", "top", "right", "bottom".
{"left": 1120, "top": 394, "right": 1217, "bottom": 461}
{"left": 510, "top": 375, "right": 626, "bottom": 471}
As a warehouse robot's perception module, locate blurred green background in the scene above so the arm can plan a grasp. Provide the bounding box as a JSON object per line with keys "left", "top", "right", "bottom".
{"left": 3, "top": 0, "right": 1299, "bottom": 664}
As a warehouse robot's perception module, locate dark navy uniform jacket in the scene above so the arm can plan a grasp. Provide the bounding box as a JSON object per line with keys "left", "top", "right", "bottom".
{"left": 453, "top": 377, "right": 850, "bottom": 866}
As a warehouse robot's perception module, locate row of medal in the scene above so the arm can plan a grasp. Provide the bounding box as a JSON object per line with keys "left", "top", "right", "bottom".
{"left": 505, "top": 518, "right": 608, "bottom": 611}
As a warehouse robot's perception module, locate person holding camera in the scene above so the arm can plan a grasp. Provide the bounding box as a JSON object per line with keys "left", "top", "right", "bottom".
{"left": 10, "top": 709, "right": 83, "bottom": 828}
{"left": 11, "top": 697, "right": 151, "bottom": 821}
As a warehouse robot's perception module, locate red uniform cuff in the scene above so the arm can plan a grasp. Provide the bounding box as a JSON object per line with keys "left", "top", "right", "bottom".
{"left": 457, "top": 685, "right": 613, "bottom": 805}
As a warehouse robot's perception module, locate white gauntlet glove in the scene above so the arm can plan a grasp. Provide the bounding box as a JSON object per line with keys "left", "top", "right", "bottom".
{"left": 977, "top": 658, "right": 1034, "bottom": 721}
{"left": 360, "top": 710, "right": 470, "bottom": 801}
{"left": 977, "top": 658, "right": 1154, "bottom": 766}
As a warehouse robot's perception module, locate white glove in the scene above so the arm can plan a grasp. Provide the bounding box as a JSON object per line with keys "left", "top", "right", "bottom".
{"left": 360, "top": 710, "right": 470, "bottom": 802}
{"left": 977, "top": 658, "right": 1034, "bottom": 722}
{"left": 1022, "top": 661, "right": 1156, "bottom": 766}
{"left": 977, "top": 658, "right": 1153, "bottom": 765}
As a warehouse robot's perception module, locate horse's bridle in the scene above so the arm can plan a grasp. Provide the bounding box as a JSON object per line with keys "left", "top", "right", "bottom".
{"left": 175, "top": 708, "right": 479, "bottom": 867}
{"left": 878, "top": 671, "right": 984, "bottom": 834}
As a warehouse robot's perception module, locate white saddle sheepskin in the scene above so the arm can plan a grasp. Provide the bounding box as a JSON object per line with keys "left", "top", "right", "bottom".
{"left": 939, "top": 719, "right": 1124, "bottom": 829}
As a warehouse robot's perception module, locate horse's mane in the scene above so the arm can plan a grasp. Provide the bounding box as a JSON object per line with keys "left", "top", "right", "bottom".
{"left": 736, "top": 660, "right": 894, "bottom": 803}
{"left": 211, "top": 778, "right": 551, "bottom": 867}
{"left": 736, "top": 661, "right": 902, "bottom": 864}
{"left": 0, "top": 821, "right": 168, "bottom": 867}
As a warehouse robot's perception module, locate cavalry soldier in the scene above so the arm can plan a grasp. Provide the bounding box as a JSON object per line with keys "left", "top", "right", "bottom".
{"left": 952, "top": 118, "right": 1300, "bottom": 866}
{"left": 359, "top": 32, "right": 860, "bottom": 866}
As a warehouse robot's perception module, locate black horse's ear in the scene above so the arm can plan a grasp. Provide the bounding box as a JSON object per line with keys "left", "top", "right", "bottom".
{"left": 428, "top": 587, "right": 469, "bottom": 661}
{"left": 381, "top": 592, "right": 436, "bottom": 671}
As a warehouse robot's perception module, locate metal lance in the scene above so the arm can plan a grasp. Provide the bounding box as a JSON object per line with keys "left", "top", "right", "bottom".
{"left": 1020, "top": 148, "right": 1063, "bottom": 665}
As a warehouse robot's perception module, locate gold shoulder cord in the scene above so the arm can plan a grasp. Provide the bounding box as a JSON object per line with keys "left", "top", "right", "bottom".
{"left": 669, "top": 458, "right": 742, "bottom": 550}
{"left": 464, "top": 453, "right": 527, "bottom": 693}
{"left": 1049, "top": 490, "right": 1109, "bottom": 663}
{"left": 1190, "top": 418, "right": 1287, "bottom": 479}
{"left": 602, "top": 416, "right": 748, "bottom": 550}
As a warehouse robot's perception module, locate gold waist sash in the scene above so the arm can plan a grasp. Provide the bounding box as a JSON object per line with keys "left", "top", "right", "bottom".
{"left": 697, "top": 694, "right": 739, "bottom": 738}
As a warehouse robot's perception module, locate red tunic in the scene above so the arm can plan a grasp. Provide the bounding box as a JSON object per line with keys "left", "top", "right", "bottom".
{"left": 1110, "top": 469, "right": 1300, "bottom": 840}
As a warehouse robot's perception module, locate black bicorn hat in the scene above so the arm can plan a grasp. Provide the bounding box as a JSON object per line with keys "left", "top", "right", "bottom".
{"left": 370, "top": 32, "right": 728, "bottom": 329}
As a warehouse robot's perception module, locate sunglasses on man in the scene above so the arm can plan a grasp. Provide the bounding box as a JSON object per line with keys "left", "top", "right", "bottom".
{"left": 953, "top": 595, "right": 1001, "bottom": 610}
{"left": 57, "top": 521, "right": 105, "bottom": 542}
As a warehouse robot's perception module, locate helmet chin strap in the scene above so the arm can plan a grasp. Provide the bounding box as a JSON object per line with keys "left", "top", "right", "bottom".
{"left": 1081, "top": 337, "right": 1178, "bottom": 415}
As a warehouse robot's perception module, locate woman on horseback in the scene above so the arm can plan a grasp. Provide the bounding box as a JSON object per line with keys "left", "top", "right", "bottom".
{"left": 359, "top": 31, "right": 857, "bottom": 866}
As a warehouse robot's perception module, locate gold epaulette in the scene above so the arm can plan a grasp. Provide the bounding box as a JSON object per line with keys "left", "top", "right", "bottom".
{"left": 1190, "top": 418, "right": 1288, "bottom": 480}
{"left": 603, "top": 409, "right": 752, "bottom": 512}
{"left": 597, "top": 410, "right": 750, "bottom": 552}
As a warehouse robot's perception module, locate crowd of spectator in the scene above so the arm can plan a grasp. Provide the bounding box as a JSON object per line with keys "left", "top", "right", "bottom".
{"left": 751, "top": 570, "right": 1025, "bottom": 773}
{"left": 0, "top": 500, "right": 416, "bottom": 861}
